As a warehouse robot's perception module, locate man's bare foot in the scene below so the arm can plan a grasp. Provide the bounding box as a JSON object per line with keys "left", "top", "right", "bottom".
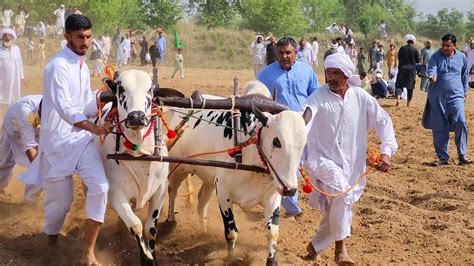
{"left": 304, "top": 242, "right": 322, "bottom": 264}
{"left": 80, "top": 251, "right": 100, "bottom": 266}
{"left": 334, "top": 247, "right": 355, "bottom": 266}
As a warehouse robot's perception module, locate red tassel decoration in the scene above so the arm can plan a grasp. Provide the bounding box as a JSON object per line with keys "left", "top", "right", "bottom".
{"left": 167, "top": 129, "right": 177, "bottom": 139}
{"left": 303, "top": 184, "right": 313, "bottom": 194}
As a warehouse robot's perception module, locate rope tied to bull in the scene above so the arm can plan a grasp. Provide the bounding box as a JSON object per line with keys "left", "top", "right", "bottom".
{"left": 299, "top": 147, "right": 382, "bottom": 197}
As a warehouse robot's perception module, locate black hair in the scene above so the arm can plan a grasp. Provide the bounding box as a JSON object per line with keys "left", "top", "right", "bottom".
{"left": 65, "top": 14, "right": 92, "bottom": 34}
{"left": 441, "top": 33, "right": 457, "bottom": 44}
{"left": 277, "top": 37, "right": 297, "bottom": 49}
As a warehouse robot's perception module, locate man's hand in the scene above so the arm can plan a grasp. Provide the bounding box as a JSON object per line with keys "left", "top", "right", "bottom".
{"left": 429, "top": 75, "right": 437, "bottom": 82}
{"left": 377, "top": 154, "right": 391, "bottom": 172}
{"left": 74, "top": 120, "right": 112, "bottom": 136}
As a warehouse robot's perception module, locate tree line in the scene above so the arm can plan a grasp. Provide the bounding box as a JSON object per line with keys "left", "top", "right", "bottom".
{"left": 8, "top": 0, "right": 474, "bottom": 42}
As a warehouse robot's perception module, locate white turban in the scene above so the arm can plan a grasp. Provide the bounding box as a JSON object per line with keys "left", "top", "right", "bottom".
{"left": 1, "top": 28, "right": 17, "bottom": 40}
{"left": 330, "top": 43, "right": 338, "bottom": 49}
{"left": 375, "top": 73, "right": 383, "bottom": 78}
{"left": 405, "top": 34, "right": 416, "bottom": 42}
{"left": 324, "top": 53, "right": 361, "bottom": 86}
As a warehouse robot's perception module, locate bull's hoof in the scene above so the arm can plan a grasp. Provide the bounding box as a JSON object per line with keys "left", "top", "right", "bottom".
{"left": 266, "top": 256, "right": 278, "bottom": 266}
{"left": 156, "top": 220, "right": 177, "bottom": 240}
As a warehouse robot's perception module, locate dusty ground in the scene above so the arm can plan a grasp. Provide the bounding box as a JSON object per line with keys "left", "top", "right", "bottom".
{"left": 0, "top": 57, "right": 473, "bottom": 265}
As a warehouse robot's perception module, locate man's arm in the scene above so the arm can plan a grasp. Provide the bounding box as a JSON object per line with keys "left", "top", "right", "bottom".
{"left": 461, "top": 56, "right": 469, "bottom": 96}
{"left": 367, "top": 96, "right": 398, "bottom": 172}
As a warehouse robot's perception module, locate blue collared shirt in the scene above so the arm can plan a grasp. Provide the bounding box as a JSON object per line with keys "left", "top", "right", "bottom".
{"left": 428, "top": 49, "right": 468, "bottom": 97}
{"left": 257, "top": 61, "right": 319, "bottom": 112}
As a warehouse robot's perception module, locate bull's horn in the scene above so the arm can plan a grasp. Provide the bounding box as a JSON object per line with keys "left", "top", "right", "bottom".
{"left": 156, "top": 93, "right": 288, "bottom": 114}
{"left": 154, "top": 87, "right": 186, "bottom": 98}
{"left": 99, "top": 90, "right": 117, "bottom": 103}
{"left": 251, "top": 103, "right": 268, "bottom": 126}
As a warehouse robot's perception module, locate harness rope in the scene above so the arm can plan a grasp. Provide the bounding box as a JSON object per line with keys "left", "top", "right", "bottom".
{"left": 299, "top": 147, "right": 382, "bottom": 197}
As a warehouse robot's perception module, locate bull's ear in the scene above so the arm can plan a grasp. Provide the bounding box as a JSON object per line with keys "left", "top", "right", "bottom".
{"left": 302, "top": 107, "right": 312, "bottom": 125}
{"left": 252, "top": 103, "right": 268, "bottom": 126}
{"left": 105, "top": 79, "right": 118, "bottom": 94}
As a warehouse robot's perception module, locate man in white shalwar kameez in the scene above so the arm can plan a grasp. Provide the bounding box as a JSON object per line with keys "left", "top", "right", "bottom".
{"left": 303, "top": 53, "right": 398, "bottom": 265}
{"left": 21, "top": 14, "right": 111, "bottom": 265}
{"left": 0, "top": 28, "right": 25, "bottom": 128}
{"left": 0, "top": 95, "right": 43, "bottom": 201}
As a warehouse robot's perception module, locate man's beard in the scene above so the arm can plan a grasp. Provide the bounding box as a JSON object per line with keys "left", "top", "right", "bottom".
{"left": 2, "top": 40, "right": 13, "bottom": 48}
{"left": 68, "top": 41, "right": 88, "bottom": 56}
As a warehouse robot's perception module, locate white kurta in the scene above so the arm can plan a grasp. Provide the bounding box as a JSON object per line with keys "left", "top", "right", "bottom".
{"left": 2, "top": 9, "right": 13, "bottom": 28}
{"left": 53, "top": 8, "right": 65, "bottom": 28}
{"left": 22, "top": 47, "right": 98, "bottom": 185}
{"left": 304, "top": 85, "right": 397, "bottom": 252}
{"left": 0, "top": 95, "right": 42, "bottom": 201}
{"left": 1, "top": 95, "right": 41, "bottom": 167}
{"left": 0, "top": 45, "right": 24, "bottom": 105}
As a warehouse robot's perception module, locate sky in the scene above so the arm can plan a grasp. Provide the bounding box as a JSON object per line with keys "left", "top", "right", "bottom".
{"left": 408, "top": 0, "right": 474, "bottom": 16}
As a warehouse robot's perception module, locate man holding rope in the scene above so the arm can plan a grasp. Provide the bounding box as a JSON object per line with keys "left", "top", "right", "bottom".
{"left": 303, "top": 53, "right": 398, "bottom": 265}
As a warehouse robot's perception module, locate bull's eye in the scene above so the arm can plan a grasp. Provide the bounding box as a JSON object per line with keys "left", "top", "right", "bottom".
{"left": 272, "top": 137, "right": 281, "bottom": 148}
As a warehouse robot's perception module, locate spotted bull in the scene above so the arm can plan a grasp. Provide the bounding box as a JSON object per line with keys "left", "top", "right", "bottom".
{"left": 97, "top": 70, "right": 169, "bottom": 265}
{"left": 165, "top": 81, "right": 308, "bottom": 265}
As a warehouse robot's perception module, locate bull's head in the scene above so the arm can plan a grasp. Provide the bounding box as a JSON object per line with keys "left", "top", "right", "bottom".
{"left": 252, "top": 105, "right": 308, "bottom": 197}
{"left": 106, "top": 70, "right": 155, "bottom": 154}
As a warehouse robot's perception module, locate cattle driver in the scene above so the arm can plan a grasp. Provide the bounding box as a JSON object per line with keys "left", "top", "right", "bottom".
{"left": 0, "top": 95, "right": 43, "bottom": 202}
{"left": 21, "top": 14, "right": 111, "bottom": 264}
{"left": 258, "top": 36, "right": 320, "bottom": 218}
{"left": 303, "top": 53, "right": 398, "bottom": 264}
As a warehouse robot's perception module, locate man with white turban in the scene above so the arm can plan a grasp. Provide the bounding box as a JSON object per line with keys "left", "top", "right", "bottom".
{"left": 303, "top": 52, "right": 398, "bottom": 264}
{"left": 395, "top": 34, "right": 420, "bottom": 107}
{"left": 0, "top": 28, "right": 25, "bottom": 127}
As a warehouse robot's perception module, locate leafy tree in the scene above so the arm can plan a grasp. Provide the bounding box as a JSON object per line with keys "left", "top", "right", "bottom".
{"left": 142, "top": 0, "right": 183, "bottom": 30}
{"left": 239, "top": 0, "right": 308, "bottom": 36}
{"left": 188, "top": 0, "right": 239, "bottom": 29}
{"left": 418, "top": 8, "right": 465, "bottom": 40}
{"left": 302, "top": 0, "right": 344, "bottom": 33}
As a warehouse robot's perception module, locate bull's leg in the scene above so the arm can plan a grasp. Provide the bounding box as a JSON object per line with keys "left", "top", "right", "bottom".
{"left": 144, "top": 181, "right": 168, "bottom": 260}
{"left": 263, "top": 194, "right": 282, "bottom": 266}
{"left": 166, "top": 169, "right": 188, "bottom": 224}
{"left": 216, "top": 179, "right": 238, "bottom": 257}
{"left": 197, "top": 183, "right": 214, "bottom": 234}
{"left": 111, "top": 189, "right": 154, "bottom": 266}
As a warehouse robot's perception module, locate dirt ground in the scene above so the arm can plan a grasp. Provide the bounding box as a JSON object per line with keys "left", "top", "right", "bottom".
{"left": 0, "top": 59, "right": 473, "bottom": 265}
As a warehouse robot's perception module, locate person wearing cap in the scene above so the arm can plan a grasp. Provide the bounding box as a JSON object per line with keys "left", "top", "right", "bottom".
{"left": 0, "top": 95, "right": 43, "bottom": 203}
{"left": 0, "top": 28, "right": 25, "bottom": 126}
{"left": 21, "top": 14, "right": 111, "bottom": 264}
{"left": 371, "top": 72, "right": 388, "bottom": 98}
{"left": 303, "top": 52, "right": 397, "bottom": 264}
{"left": 420, "top": 41, "right": 434, "bottom": 92}
{"left": 53, "top": 4, "right": 66, "bottom": 35}
{"left": 324, "top": 40, "right": 339, "bottom": 60}
{"left": 258, "top": 36, "right": 320, "bottom": 218}
{"left": 424, "top": 33, "right": 471, "bottom": 166}
{"left": 395, "top": 34, "right": 420, "bottom": 107}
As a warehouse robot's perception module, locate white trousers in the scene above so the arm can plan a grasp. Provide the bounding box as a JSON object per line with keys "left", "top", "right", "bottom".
{"left": 311, "top": 182, "right": 354, "bottom": 253}
{"left": 43, "top": 142, "right": 109, "bottom": 235}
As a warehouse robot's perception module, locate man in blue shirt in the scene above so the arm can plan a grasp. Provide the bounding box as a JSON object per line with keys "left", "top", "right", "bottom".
{"left": 371, "top": 72, "right": 388, "bottom": 98}
{"left": 425, "top": 33, "right": 471, "bottom": 166}
{"left": 258, "top": 37, "right": 320, "bottom": 217}
{"left": 155, "top": 31, "right": 166, "bottom": 64}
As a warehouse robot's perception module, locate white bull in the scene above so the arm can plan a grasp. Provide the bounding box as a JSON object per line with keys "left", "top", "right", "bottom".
{"left": 97, "top": 70, "right": 168, "bottom": 265}
{"left": 165, "top": 81, "right": 308, "bottom": 265}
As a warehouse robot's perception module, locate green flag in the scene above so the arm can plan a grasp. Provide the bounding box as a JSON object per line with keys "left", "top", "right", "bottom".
{"left": 174, "top": 30, "right": 184, "bottom": 49}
